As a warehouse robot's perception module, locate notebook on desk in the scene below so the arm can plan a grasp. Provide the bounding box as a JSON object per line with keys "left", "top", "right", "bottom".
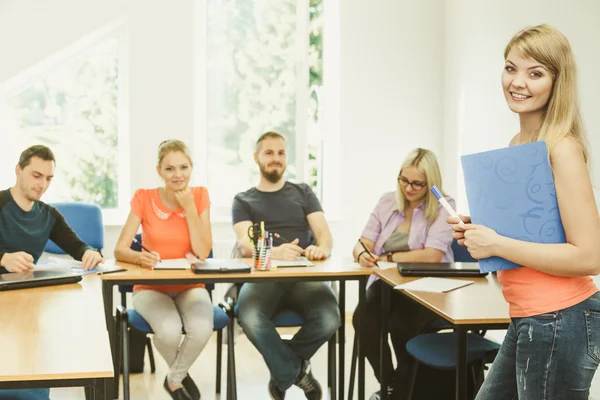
{"left": 398, "top": 262, "right": 488, "bottom": 278}
{"left": 0, "top": 270, "right": 82, "bottom": 291}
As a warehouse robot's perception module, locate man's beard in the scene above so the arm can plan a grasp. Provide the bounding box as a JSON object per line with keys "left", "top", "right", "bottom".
{"left": 259, "top": 163, "right": 285, "bottom": 184}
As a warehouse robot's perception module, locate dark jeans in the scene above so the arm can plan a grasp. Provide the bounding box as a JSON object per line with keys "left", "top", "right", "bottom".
{"left": 237, "top": 282, "right": 341, "bottom": 390}
{"left": 352, "top": 279, "right": 441, "bottom": 398}
{"left": 476, "top": 291, "right": 600, "bottom": 400}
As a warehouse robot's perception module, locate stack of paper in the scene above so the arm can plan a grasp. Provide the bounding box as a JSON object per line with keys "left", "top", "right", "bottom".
{"left": 394, "top": 277, "right": 474, "bottom": 293}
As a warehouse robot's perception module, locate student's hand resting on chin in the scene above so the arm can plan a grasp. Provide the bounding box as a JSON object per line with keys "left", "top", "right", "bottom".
{"left": 0, "top": 251, "right": 35, "bottom": 272}
{"left": 174, "top": 187, "right": 196, "bottom": 214}
{"left": 81, "top": 250, "right": 104, "bottom": 270}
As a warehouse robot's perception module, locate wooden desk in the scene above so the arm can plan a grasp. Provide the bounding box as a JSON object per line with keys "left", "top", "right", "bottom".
{"left": 101, "top": 257, "right": 374, "bottom": 400}
{"left": 0, "top": 275, "right": 114, "bottom": 399}
{"left": 375, "top": 268, "right": 510, "bottom": 400}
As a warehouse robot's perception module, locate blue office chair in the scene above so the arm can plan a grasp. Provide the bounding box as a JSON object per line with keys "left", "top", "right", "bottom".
{"left": 0, "top": 389, "right": 50, "bottom": 400}
{"left": 114, "top": 234, "right": 236, "bottom": 400}
{"left": 44, "top": 202, "right": 103, "bottom": 253}
{"left": 404, "top": 239, "right": 500, "bottom": 399}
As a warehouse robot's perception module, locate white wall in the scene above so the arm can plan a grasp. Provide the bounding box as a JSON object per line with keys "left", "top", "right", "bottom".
{"left": 442, "top": 0, "right": 600, "bottom": 213}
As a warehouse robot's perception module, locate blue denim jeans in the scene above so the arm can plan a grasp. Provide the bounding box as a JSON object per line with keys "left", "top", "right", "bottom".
{"left": 237, "top": 282, "right": 341, "bottom": 390}
{"left": 476, "top": 291, "right": 600, "bottom": 400}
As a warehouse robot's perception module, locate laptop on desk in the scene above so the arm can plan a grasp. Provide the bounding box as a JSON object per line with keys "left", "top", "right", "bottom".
{"left": 398, "top": 262, "right": 488, "bottom": 278}
{"left": 191, "top": 259, "right": 251, "bottom": 274}
{"left": 0, "top": 270, "right": 82, "bottom": 291}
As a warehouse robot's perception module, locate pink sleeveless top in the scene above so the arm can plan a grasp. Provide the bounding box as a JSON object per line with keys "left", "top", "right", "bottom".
{"left": 497, "top": 267, "right": 598, "bottom": 317}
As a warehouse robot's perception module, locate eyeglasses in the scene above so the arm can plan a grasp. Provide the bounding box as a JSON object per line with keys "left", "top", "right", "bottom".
{"left": 397, "top": 176, "right": 427, "bottom": 191}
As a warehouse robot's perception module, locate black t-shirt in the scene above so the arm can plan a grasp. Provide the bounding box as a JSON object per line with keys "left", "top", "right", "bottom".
{"left": 232, "top": 181, "right": 323, "bottom": 248}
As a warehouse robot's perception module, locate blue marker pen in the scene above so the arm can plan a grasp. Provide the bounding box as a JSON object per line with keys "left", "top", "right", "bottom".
{"left": 430, "top": 185, "right": 465, "bottom": 226}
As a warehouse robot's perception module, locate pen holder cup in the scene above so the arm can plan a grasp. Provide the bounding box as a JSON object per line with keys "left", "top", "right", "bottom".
{"left": 252, "top": 244, "right": 272, "bottom": 271}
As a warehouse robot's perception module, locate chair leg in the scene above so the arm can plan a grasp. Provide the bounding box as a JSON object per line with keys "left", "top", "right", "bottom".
{"left": 227, "top": 318, "right": 237, "bottom": 400}
{"left": 146, "top": 336, "right": 156, "bottom": 373}
{"left": 121, "top": 311, "right": 131, "bottom": 400}
{"left": 328, "top": 335, "right": 337, "bottom": 400}
{"left": 348, "top": 334, "right": 358, "bottom": 400}
{"left": 406, "top": 361, "right": 419, "bottom": 400}
{"left": 113, "top": 311, "right": 122, "bottom": 399}
{"left": 216, "top": 329, "right": 223, "bottom": 394}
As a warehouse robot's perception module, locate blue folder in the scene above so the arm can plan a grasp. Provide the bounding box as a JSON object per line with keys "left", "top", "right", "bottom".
{"left": 461, "top": 141, "right": 566, "bottom": 272}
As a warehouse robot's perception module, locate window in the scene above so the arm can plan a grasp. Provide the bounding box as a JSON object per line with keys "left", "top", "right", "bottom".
{"left": 200, "top": 0, "right": 337, "bottom": 219}
{"left": 0, "top": 22, "right": 128, "bottom": 223}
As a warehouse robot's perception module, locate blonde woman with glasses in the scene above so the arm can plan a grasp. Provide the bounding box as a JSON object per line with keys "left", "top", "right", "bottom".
{"left": 351, "top": 148, "right": 455, "bottom": 400}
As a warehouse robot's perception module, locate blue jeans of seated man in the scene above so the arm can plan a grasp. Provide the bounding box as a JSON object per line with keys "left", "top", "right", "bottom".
{"left": 476, "top": 291, "right": 600, "bottom": 400}
{"left": 237, "top": 282, "right": 341, "bottom": 391}
{"left": 0, "top": 389, "right": 50, "bottom": 399}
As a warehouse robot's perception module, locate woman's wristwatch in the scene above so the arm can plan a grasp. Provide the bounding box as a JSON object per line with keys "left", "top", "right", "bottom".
{"left": 386, "top": 252, "right": 394, "bottom": 262}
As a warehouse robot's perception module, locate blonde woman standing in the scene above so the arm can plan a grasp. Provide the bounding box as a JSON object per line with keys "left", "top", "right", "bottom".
{"left": 450, "top": 25, "right": 600, "bottom": 399}
{"left": 115, "top": 140, "right": 213, "bottom": 400}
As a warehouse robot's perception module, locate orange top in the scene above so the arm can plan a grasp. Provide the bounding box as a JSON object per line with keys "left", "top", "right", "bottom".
{"left": 497, "top": 266, "right": 598, "bottom": 317}
{"left": 131, "top": 187, "right": 210, "bottom": 293}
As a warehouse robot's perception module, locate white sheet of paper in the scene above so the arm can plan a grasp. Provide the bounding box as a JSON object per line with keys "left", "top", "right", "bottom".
{"left": 153, "top": 258, "right": 192, "bottom": 270}
{"left": 376, "top": 261, "right": 397, "bottom": 270}
{"left": 394, "top": 277, "right": 474, "bottom": 293}
{"left": 272, "top": 257, "right": 315, "bottom": 267}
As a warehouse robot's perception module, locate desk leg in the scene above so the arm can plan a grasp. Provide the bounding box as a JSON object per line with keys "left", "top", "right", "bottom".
{"left": 339, "top": 280, "right": 346, "bottom": 400}
{"left": 456, "top": 326, "right": 467, "bottom": 400}
{"left": 358, "top": 277, "right": 367, "bottom": 400}
{"left": 102, "top": 281, "right": 116, "bottom": 399}
{"left": 379, "top": 282, "right": 391, "bottom": 400}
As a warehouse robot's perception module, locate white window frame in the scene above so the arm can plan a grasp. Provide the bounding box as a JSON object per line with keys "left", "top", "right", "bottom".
{"left": 0, "top": 18, "right": 130, "bottom": 226}
{"left": 193, "top": 0, "right": 341, "bottom": 222}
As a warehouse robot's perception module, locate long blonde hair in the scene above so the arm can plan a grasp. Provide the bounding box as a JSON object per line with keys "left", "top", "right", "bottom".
{"left": 157, "top": 139, "right": 193, "bottom": 167}
{"left": 505, "top": 24, "right": 589, "bottom": 162}
{"left": 396, "top": 148, "right": 444, "bottom": 226}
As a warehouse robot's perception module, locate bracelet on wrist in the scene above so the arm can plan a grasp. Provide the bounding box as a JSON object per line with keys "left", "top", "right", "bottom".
{"left": 357, "top": 250, "right": 368, "bottom": 262}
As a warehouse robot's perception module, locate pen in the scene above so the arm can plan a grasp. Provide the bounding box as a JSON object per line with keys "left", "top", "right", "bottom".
{"left": 97, "top": 268, "right": 127, "bottom": 275}
{"left": 430, "top": 185, "right": 465, "bottom": 226}
{"left": 358, "top": 239, "right": 379, "bottom": 267}
{"left": 274, "top": 233, "right": 306, "bottom": 255}
{"left": 132, "top": 237, "right": 162, "bottom": 263}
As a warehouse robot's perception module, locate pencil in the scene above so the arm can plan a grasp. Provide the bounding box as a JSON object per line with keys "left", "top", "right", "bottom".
{"left": 358, "top": 239, "right": 379, "bottom": 267}
{"left": 132, "top": 237, "right": 162, "bottom": 263}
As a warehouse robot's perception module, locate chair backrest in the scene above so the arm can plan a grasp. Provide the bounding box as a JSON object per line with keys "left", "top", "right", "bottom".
{"left": 44, "top": 202, "right": 103, "bottom": 254}
{"left": 451, "top": 239, "right": 477, "bottom": 263}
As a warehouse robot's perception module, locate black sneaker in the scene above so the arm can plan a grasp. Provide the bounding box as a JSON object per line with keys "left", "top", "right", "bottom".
{"left": 182, "top": 374, "right": 201, "bottom": 400}
{"left": 368, "top": 385, "right": 395, "bottom": 400}
{"left": 295, "top": 360, "right": 322, "bottom": 400}
{"left": 163, "top": 376, "right": 193, "bottom": 400}
{"left": 268, "top": 377, "right": 286, "bottom": 400}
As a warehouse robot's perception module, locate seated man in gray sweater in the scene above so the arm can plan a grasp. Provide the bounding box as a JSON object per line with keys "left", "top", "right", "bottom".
{"left": 0, "top": 145, "right": 103, "bottom": 399}
{"left": 232, "top": 132, "right": 340, "bottom": 400}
